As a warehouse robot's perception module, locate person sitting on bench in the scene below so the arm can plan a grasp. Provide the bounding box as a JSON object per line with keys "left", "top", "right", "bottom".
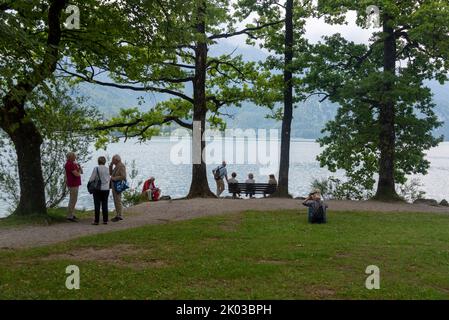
{"left": 264, "top": 174, "right": 277, "bottom": 197}
{"left": 245, "top": 173, "right": 255, "bottom": 198}
{"left": 228, "top": 172, "right": 240, "bottom": 199}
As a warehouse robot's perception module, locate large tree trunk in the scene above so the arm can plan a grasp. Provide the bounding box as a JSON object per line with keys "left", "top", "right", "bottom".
{"left": 272, "top": 0, "right": 293, "bottom": 198}
{"left": 1, "top": 100, "right": 47, "bottom": 216}
{"left": 374, "top": 14, "right": 400, "bottom": 201}
{"left": 187, "top": 0, "right": 215, "bottom": 198}
{"left": 187, "top": 107, "right": 215, "bottom": 198}
{"left": 10, "top": 123, "right": 47, "bottom": 215}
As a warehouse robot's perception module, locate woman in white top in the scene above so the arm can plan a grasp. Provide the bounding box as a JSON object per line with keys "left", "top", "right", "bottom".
{"left": 88, "top": 156, "right": 111, "bottom": 225}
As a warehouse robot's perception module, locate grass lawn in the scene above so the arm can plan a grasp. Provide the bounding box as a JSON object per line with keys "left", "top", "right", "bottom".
{"left": 1, "top": 209, "right": 449, "bottom": 299}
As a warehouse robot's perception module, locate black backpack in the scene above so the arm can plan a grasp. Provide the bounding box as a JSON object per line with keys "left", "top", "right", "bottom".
{"left": 311, "top": 204, "right": 326, "bottom": 224}
{"left": 213, "top": 166, "right": 222, "bottom": 180}
{"left": 87, "top": 167, "right": 102, "bottom": 194}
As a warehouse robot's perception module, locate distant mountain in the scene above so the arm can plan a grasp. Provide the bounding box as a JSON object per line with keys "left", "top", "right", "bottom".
{"left": 74, "top": 41, "right": 449, "bottom": 140}
{"left": 222, "top": 99, "right": 338, "bottom": 139}
{"left": 75, "top": 81, "right": 339, "bottom": 139}
{"left": 76, "top": 79, "right": 448, "bottom": 140}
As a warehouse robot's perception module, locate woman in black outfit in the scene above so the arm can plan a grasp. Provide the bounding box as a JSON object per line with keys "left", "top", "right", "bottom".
{"left": 88, "top": 156, "right": 111, "bottom": 225}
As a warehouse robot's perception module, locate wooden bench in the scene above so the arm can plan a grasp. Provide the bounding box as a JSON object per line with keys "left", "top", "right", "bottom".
{"left": 228, "top": 183, "right": 277, "bottom": 197}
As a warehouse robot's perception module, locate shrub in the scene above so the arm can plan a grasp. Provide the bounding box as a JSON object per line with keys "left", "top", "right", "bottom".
{"left": 397, "top": 178, "right": 426, "bottom": 203}
{"left": 122, "top": 160, "right": 144, "bottom": 208}
{"left": 311, "top": 176, "right": 373, "bottom": 200}
{"left": 311, "top": 176, "right": 426, "bottom": 203}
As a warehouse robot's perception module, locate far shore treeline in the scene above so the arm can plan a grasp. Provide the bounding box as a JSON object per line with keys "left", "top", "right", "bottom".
{"left": 0, "top": 0, "right": 448, "bottom": 217}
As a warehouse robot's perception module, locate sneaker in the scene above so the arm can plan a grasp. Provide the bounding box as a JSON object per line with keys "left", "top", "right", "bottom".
{"left": 111, "top": 217, "right": 120, "bottom": 222}
{"left": 67, "top": 217, "right": 78, "bottom": 222}
{"left": 103, "top": 221, "right": 108, "bottom": 225}
{"left": 92, "top": 222, "right": 99, "bottom": 226}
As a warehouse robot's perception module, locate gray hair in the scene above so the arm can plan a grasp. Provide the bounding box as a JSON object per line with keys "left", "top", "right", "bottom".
{"left": 113, "top": 154, "right": 121, "bottom": 162}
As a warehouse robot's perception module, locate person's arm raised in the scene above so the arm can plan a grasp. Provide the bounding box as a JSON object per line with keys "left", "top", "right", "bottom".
{"left": 302, "top": 196, "right": 312, "bottom": 207}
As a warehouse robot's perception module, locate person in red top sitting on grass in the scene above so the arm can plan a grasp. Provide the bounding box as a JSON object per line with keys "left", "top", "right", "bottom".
{"left": 141, "top": 177, "right": 161, "bottom": 201}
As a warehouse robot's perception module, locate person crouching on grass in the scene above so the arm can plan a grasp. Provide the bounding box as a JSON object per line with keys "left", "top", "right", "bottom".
{"left": 141, "top": 177, "right": 161, "bottom": 201}
{"left": 302, "top": 189, "right": 328, "bottom": 224}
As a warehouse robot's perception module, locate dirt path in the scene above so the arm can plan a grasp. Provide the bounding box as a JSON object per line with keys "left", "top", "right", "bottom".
{"left": 1, "top": 198, "right": 448, "bottom": 249}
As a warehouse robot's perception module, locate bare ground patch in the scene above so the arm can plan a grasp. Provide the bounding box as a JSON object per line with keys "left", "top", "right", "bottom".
{"left": 243, "top": 253, "right": 299, "bottom": 265}
{"left": 218, "top": 215, "right": 243, "bottom": 232}
{"left": 303, "top": 286, "right": 337, "bottom": 299}
{"left": 41, "top": 244, "right": 168, "bottom": 270}
{"left": 254, "top": 258, "right": 293, "bottom": 265}
{"left": 202, "top": 236, "right": 224, "bottom": 243}
{"left": 334, "top": 252, "right": 352, "bottom": 258}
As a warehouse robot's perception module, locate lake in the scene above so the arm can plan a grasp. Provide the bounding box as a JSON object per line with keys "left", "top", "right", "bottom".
{"left": 1, "top": 136, "right": 449, "bottom": 218}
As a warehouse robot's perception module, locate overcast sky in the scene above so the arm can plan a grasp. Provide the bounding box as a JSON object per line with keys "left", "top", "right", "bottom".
{"left": 305, "top": 11, "right": 374, "bottom": 44}
{"left": 221, "top": 9, "right": 375, "bottom": 55}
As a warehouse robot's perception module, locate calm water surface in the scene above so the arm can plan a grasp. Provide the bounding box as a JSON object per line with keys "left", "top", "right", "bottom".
{"left": 1, "top": 137, "right": 448, "bottom": 217}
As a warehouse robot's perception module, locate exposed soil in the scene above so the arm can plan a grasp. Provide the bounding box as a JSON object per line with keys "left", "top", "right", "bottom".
{"left": 41, "top": 244, "right": 165, "bottom": 269}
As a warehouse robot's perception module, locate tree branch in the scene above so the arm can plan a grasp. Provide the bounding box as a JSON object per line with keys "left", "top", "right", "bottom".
{"left": 4, "top": 0, "right": 69, "bottom": 105}
{"left": 113, "top": 70, "right": 194, "bottom": 84}
{"left": 161, "top": 61, "right": 196, "bottom": 69}
{"left": 0, "top": 1, "right": 12, "bottom": 12}
{"left": 57, "top": 65, "right": 194, "bottom": 103}
{"left": 94, "top": 115, "right": 193, "bottom": 137}
{"left": 207, "top": 59, "right": 246, "bottom": 80}
{"left": 208, "top": 20, "right": 284, "bottom": 40}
